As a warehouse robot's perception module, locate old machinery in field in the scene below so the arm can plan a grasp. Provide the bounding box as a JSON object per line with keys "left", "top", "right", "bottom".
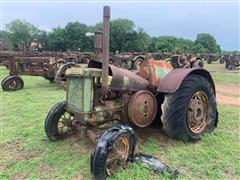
{"left": 0, "top": 55, "right": 71, "bottom": 91}
{"left": 44, "top": 6, "right": 218, "bottom": 179}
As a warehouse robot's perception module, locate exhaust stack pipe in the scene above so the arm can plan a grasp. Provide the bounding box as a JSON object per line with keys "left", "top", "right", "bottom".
{"left": 102, "top": 6, "right": 110, "bottom": 95}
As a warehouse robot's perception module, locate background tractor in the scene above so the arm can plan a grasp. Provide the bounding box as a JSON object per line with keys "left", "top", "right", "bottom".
{"left": 44, "top": 6, "right": 218, "bottom": 179}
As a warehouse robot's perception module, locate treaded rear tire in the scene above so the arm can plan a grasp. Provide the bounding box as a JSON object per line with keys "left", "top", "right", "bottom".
{"left": 161, "top": 74, "right": 218, "bottom": 141}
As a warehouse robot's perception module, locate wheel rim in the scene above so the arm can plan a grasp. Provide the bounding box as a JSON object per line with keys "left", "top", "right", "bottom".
{"left": 57, "top": 111, "right": 74, "bottom": 136}
{"left": 8, "top": 80, "right": 18, "bottom": 89}
{"left": 187, "top": 91, "right": 210, "bottom": 134}
{"left": 106, "top": 135, "right": 130, "bottom": 175}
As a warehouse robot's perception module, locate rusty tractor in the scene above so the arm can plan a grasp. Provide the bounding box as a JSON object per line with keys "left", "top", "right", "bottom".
{"left": 44, "top": 6, "right": 218, "bottom": 179}
{"left": 225, "top": 54, "right": 240, "bottom": 70}
{"left": 169, "top": 54, "right": 204, "bottom": 68}
{"left": 0, "top": 55, "right": 74, "bottom": 91}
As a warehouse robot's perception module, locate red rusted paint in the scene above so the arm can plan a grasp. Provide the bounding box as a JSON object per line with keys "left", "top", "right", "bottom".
{"left": 137, "top": 60, "right": 173, "bottom": 88}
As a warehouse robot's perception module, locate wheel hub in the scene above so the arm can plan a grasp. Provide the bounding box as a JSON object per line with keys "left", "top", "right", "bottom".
{"left": 187, "top": 91, "right": 210, "bottom": 134}
{"left": 106, "top": 136, "right": 130, "bottom": 175}
{"left": 128, "top": 90, "right": 157, "bottom": 127}
{"left": 58, "top": 112, "right": 74, "bottom": 136}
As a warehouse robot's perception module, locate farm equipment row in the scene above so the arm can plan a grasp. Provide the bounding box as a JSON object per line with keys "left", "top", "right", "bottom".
{"left": 43, "top": 6, "right": 218, "bottom": 179}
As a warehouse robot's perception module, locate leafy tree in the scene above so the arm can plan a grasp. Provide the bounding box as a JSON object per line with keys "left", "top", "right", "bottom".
{"left": 64, "top": 22, "right": 93, "bottom": 51}
{"left": 48, "top": 27, "right": 67, "bottom": 51}
{"left": 110, "top": 19, "right": 135, "bottom": 52}
{"left": 148, "top": 37, "right": 158, "bottom": 52}
{"left": 0, "top": 30, "right": 13, "bottom": 50}
{"left": 6, "top": 19, "right": 39, "bottom": 51}
{"left": 125, "top": 28, "right": 151, "bottom": 52}
{"left": 35, "top": 30, "right": 48, "bottom": 50}
{"left": 195, "top": 33, "right": 219, "bottom": 53}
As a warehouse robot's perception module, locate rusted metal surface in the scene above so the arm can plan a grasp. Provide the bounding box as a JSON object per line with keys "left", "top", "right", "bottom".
{"left": 102, "top": 6, "right": 111, "bottom": 95}
{"left": 187, "top": 91, "right": 210, "bottom": 134}
{"left": 137, "top": 60, "right": 173, "bottom": 88}
{"left": 94, "top": 31, "right": 103, "bottom": 52}
{"left": 128, "top": 90, "right": 157, "bottom": 127}
{"left": 157, "top": 68, "right": 216, "bottom": 94}
{"left": 88, "top": 60, "right": 149, "bottom": 91}
{"left": 109, "top": 65, "right": 149, "bottom": 91}
{"left": 106, "top": 134, "right": 130, "bottom": 175}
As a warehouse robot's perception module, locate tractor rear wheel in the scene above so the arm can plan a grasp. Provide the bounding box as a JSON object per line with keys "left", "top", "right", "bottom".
{"left": 44, "top": 101, "right": 76, "bottom": 141}
{"left": 1, "top": 76, "right": 24, "bottom": 91}
{"left": 161, "top": 74, "right": 218, "bottom": 141}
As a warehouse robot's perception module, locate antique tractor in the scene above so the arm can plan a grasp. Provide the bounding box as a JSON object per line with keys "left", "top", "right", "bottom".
{"left": 0, "top": 56, "right": 70, "bottom": 91}
{"left": 44, "top": 6, "right": 218, "bottom": 179}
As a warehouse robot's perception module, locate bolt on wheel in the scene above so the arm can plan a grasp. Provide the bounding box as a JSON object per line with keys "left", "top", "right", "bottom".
{"left": 187, "top": 91, "right": 210, "bottom": 134}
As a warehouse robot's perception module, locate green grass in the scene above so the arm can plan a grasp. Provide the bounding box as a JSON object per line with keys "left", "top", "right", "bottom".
{"left": 204, "top": 62, "right": 240, "bottom": 84}
{"left": 1, "top": 66, "right": 240, "bottom": 179}
{"left": 211, "top": 73, "right": 240, "bottom": 85}
{"left": 204, "top": 62, "right": 226, "bottom": 71}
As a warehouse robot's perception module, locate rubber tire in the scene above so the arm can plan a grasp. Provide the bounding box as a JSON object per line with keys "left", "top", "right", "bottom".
{"left": 192, "top": 59, "right": 204, "bottom": 68}
{"left": 91, "top": 126, "right": 136, "bottom": 180}
{"left": 1, "top": 76, "right": 11, "bottom": 86}
{"left": 44, "top": 101, "right": 68, "bottom": 141}
{"left": 133, "top": 58, "right": 144, "bottom": 70}
{"left": 1, "top": 76, "right": 24, "bottom": 91}
{"left": 48, "top": 79, "right": 55, "bottom": 83}
{"left": 161, "top": 74, "right": 218, "bottom": 141}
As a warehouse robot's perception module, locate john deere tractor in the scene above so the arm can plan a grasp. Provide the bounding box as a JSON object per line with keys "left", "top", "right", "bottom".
{"left": 44, "top": 6, "right": 218, "bottom": 179}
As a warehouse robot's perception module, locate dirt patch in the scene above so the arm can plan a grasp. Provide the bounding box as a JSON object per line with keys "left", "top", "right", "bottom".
{"left": 216, "top": 94, "right": 240, "bottom": 106}
{"left": 39, "top": 164, "right": 55, "bottom": 174}
{"left": 0, "top": 164, "right": 6, "bottom": 171}
{"left": 216, "top": 84, "right": 239, "bottom": 95}
{"left": 74, "top": 174, "right": 84, "bottom": 180}
{"left": 11, "top": 173, "right": 26, "bottom": 180}
{"left": 215, "top": 83, "right": 240, "bottom": 106}
{"left": 12, "top": 149, "right": 43, "bottom": 162}
{"left": 2, "top": 140, "right": 43, "bottom": 163}
{"left": 136, "top": 127, "right": 178, "bottom": 147}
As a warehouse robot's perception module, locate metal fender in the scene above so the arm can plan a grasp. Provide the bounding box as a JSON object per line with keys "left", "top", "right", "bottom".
{"left": 157, "top": 68, "right": 216, "bottom": 94}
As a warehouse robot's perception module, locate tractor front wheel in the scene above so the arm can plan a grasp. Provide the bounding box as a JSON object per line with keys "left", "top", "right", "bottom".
{"left": 91, "top": 125, "right": 136, "bottom": 179}
{"left": 44, "top": 101, "right": 76, "bottom": 141}
{"left": 161, "top": 74, "right": 218, "bottom": 141}
{"left": 1, "top": 76, "right": 24, "bottom": 91}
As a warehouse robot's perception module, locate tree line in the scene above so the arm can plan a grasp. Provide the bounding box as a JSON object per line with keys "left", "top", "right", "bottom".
{"left": 0, "top": 19, "right": 221, "bottom": 54}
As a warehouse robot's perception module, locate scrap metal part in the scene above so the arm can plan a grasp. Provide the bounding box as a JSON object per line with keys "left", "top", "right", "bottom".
{"left": 90, "top": 125, "right": 137, "bottom": 180}
{"left": 134, "top": 154, "right": 179, "bottom": 177}
{"left": 91, "top": 125, "right": 178, "bottom": 180}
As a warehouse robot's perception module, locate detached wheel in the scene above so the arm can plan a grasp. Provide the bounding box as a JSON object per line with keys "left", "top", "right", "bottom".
{"left": 91, "top": 125, "right": 136, "bottom": 180}
{"left": 161, "top": 74, "right": 218, "bottom": 141}
{"left": 44, "top": 101, "right": 75, "bottom": 141}
{"left": 1, "top": 76, "right": 24, "bottom": 91}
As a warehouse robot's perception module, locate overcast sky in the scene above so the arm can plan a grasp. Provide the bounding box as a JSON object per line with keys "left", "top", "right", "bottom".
{"left": 1, "top": 1, "right": 239, "bottom": 51}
